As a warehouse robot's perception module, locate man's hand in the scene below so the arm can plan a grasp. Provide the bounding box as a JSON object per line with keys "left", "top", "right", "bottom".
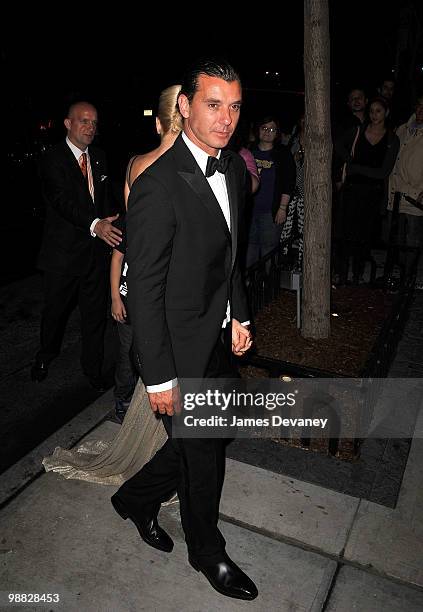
{"left": 232, "top": 319, "right": 253, "bottom": 357}
{"left": 94, "top": 214, "right": 122, "bottom": 247}
{"left": 148, "top": 386, "right": 182, "bottom": 416}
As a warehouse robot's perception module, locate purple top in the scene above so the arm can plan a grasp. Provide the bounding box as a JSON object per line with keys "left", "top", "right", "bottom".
{"left": 252, "top": 148, "right": 276, "bottom": 214}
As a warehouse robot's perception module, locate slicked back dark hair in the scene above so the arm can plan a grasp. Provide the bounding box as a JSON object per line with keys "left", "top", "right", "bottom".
{"left": 179, "top": 57, "right": 241, "bottom": 102}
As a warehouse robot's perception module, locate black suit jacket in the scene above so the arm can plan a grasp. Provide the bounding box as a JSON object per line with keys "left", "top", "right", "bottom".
{"left": 126, "top": 134, "right": 250, "bottom": 384}
{"left": 37, "top": 141, "right": 113, "bottom": 275}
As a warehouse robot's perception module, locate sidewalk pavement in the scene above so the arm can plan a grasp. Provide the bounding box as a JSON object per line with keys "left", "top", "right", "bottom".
{"left": 2, "top": 296, "right": 423, "bottom": 610}
{"left": 2, "top": 398, "right": 423, "bottom": 611}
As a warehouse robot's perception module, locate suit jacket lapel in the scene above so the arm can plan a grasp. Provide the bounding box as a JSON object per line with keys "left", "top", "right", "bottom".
{"left": 224, "top": 155, "right": 238, "bottom": 270}
{"left": 180, "top": 166, "right": 232, "bottom": 246}
{"left": 63, "top": 142, "right": 85, "bottom": 182}
{"left": 175, "top": 136, "right": 232, "bottom": 245}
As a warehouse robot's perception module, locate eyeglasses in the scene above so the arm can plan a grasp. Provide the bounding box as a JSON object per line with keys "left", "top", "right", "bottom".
{"left": 260, "top": 126, "right": 277, "bottom": 133}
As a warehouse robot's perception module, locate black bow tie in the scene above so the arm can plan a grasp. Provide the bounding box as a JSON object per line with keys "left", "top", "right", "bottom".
{"left": 205, "top": 153, "right": 230, "bottom": 177}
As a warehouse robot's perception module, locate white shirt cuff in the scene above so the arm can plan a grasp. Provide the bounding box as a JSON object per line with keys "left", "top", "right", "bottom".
{"left": 146, "top": 378, "right": 178, "bottom": 393}
{"left": 90, "top": 218, "right": 100, "bottom": 237}
{"left": 222, "top": 319, "right": 251, "bottom": 329}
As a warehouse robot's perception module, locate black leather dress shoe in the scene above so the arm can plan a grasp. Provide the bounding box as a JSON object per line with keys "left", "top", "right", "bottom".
{"left": 189, "top": 555, "right": 258, "bottom": 600}
{"left": 111, "top": 494, "right": 173, "bottom": 553}
{"left": 31, "top": 361, "right": 48, "bottom": 382}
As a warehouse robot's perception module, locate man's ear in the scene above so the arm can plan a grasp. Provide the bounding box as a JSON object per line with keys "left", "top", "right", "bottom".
{"left": 64, "top": 118, "right": 71, "bottom": 130}
{"left": 155, "top": 117, "right": 161, "bottom": 135}
{"left": 178, "top": 93, "right": 190, "bottom": 119}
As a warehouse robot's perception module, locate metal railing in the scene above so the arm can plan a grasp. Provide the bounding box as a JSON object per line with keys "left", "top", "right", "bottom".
{"left": 244, "top": 247, "right": 283, "bottom": 317}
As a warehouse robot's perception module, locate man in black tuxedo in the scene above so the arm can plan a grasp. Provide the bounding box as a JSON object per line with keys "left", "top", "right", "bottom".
{"left": 31, "top": 101, "right": 122, "bottom": 390}
{"left": 111, "top": 59, "right": 258, "bottom": 600}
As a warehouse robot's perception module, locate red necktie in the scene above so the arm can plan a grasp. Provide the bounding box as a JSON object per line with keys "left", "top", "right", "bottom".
{"left": 79, "top": 152, "right": 88, "bottom": 179}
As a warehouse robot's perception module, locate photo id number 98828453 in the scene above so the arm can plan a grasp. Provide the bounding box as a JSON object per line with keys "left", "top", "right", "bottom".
{"left": 7, "top": 593, "right": 60, "bottom": 604}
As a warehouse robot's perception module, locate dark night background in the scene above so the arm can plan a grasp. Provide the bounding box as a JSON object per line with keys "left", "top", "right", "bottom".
{"left": 3, "top": 4, "right": 422, "bottom": 153}
{"left": 1, "top": 1, "right": 422, "bottom": 282}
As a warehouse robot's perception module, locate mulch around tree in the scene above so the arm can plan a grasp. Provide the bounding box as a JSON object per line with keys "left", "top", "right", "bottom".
{"left": 246, "top": 286, "right": 395, "bottom": 376}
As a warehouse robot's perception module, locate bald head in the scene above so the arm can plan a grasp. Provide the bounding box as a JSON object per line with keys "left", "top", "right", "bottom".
{"left": 64, "top": 101, "right": 98, "bottom": 151}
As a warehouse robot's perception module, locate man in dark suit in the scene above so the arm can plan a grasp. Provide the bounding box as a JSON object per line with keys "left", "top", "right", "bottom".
{"left": 111, "top": 59, "right": 258, "bottom": 600}
{"left": 31, "top": 101, "right": 122, "bottom": 390}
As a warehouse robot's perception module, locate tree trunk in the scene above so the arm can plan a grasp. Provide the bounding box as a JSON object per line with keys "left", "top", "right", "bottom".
{"left": 302, "top": 0, "right": 332, "bottom": 338}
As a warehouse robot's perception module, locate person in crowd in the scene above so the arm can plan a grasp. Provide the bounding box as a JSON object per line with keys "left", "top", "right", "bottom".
{"left": 280, "top": 112, "right": 305, "bottom": 268}
{"left": 31, "top": 101, "right": 121, "bottom": 391}
{"left": 279, "top": 124, "right": 292, "bottom": 146}
{"left": 333, "top": 88, "right": 368, "bottom": 189}
{"left": 379, "top": 78, "right": 395, "bottom": 105}
{"left": 111, "top": 85, "right": 183, "bottom": 424}
{"left": 226, "top": 120, "right": 260, "bottom": 194}
{"left": 335, "top": 97, "right": 400, "bottom": 284}
{"left": 378, "top": 77, "right": 398, "bottom": 128}
{"left": 111, "top": 58, "right": 257, "bottom": 601}
{"left": 388, "top": 94, "right": 423, "bottom": 276}
{"left": 226, "top": 120, "right": 260, "bottom": 267}
{"left": 377, "top": 76, "right": 409, "bottom": 130}
{"left": 344, "top": 88, "right": 368, "bottom": 130}
{"left": 246, "top": 115, "right": 296, "bottom": 267}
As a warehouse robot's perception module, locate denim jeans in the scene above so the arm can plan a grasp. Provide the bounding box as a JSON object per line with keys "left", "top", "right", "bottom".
{"left": 246, "top": 212, "right": 281, "bottom": 268}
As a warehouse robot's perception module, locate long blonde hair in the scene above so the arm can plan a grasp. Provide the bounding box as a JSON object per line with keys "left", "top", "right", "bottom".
{"left": 157, "top": 84, "right": 183, "bottom": 135}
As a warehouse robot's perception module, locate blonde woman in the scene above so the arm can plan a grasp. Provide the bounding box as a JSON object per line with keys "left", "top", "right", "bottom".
{"left": 111, "top": 85, "right": 183, "bottom": 423}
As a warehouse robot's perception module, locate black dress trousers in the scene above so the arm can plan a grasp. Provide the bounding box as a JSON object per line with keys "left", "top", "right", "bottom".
{"left": 116, "top": 329, "right": 236, "bottom": 564}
